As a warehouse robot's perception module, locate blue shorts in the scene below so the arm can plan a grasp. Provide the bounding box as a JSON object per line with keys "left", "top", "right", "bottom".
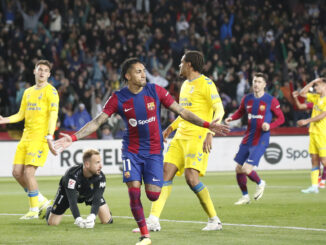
{"left": 234, "top": 144, "right": 267, "bottom": 167}
{"left": 121, "top": 151, "right": 163, "bottom": 187}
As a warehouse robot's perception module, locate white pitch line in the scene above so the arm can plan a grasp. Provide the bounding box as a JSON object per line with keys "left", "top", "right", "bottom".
{"left": 2, "top": 213, "right": 325, "bottom": 232}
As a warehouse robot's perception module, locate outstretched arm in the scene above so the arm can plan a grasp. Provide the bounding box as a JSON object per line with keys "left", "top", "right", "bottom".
{"left": 54, "top": 112, "right": 109, "bottom": 151}
{"left": 168, "top": 101, "right": 229, "bottom": 136}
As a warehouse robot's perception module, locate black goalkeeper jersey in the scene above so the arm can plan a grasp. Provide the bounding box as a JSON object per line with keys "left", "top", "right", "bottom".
{"left": 60, "top": 164, "right": 106, "bottom": 219}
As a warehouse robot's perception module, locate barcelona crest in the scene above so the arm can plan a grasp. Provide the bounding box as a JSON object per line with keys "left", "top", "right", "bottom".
{"left": 124, "top": 171, "right": 130, "bottom": 178}
{"left": 147, "top": 102, "right": 155, "bottom": 111}
{"left": 259, "top": 105, "right": 266, "bottom": 111}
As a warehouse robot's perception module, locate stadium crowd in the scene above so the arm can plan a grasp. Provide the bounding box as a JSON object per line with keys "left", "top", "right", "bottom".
{"left": 1, "top": 0, "right": 326, "bottom": 138}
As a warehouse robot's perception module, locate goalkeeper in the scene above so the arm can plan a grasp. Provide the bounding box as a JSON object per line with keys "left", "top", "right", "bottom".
{"left": 40, "top": 149, "right": 113, "bottom": 228}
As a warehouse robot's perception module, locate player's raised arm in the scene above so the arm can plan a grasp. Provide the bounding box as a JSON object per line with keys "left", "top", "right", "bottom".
{"left": 168, "top": 101, "right": 230, "bottom": 136}
{"left": 54, "top": 112, "right": 109, "bottom": 151}
{"left": 299, "top": 78, "right": 322, "bottom": 98}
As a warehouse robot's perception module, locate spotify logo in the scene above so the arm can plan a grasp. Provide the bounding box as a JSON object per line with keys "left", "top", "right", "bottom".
{"left": 264, "top": 143, "right": 283, "bottom": 164}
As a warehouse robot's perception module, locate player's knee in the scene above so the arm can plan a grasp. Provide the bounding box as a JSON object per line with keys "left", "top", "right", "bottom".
{"left": 145, "top": 190, "right": 160, "bottom": 201}
{"left": 185, "top": 175, "right": 198, "bottom": 188}
{"left": 12, "top": 169, "right": 23, "bottom": 179}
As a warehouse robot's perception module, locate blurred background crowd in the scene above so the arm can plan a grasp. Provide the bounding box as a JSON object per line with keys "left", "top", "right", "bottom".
{"left": 0, "top": 0, "right": 326, "bottom": 139}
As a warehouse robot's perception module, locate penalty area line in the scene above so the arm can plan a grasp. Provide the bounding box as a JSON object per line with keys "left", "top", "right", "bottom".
{"left": 1, "top": 213, "right": 325, "bottom": 232}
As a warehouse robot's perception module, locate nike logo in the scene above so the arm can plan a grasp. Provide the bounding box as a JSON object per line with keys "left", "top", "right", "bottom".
{"left": 124, "top": 108, "right": 132, "bottom": 112}
{"left": 247, "top": 159, "right": 253, "bottom": 162}
{"left": 247, "top": 106, "right": 252, "bottom": 109}
{"left": 152, "top": 178, "right": 160, "bottom": 182}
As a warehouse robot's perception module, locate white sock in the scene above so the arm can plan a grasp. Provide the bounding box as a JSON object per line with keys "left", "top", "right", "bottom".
{"left": 38, "top": 192, "right": 46, "bottom": 203}
{"left": 30, "top": 207, "right": 39, "bottom": 212}
{"left": 148, "top": 214, "right": 159, "bottom": 222}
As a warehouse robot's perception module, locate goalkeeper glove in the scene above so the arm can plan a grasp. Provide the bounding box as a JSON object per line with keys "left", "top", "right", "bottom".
{"left": 74, "top": 217, "right": 85, "bottom": 228}
{"left": 83, "top": 213, "right": 96, "bottom": 229}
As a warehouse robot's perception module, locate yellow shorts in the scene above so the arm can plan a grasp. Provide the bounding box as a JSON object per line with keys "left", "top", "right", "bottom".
{"left": 309, "top": 133, "right": 326, "bottom": 157}
{"left": 164, "top": 138, "right": 208, "bottom": 176}
{"left": 13, "top": 140, "right": 49, "bottom": 167}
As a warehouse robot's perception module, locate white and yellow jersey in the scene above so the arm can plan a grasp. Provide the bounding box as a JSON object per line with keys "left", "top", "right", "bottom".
{"left": 174, "top": 75, "right": 222, "bottom": 140}
{"left": 20, "top": 84, "right": 59, "bottom": 141}
{"left": 307, "top": 93, "right": 326, "bottom": 136}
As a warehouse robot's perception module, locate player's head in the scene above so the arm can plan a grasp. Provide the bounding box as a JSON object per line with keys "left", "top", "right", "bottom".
{"left": 252, "top": 72, "right": 267, "bottom": 94}
{"left": 313, "top": 77, "right": 326, "bottom": 95}
{"left": 179, "top": 50, "right": 204, "bottom": 77}
{"left": 34, "top": 60, "right": 52, "bottom": 84}
{"left": 120, "top": 58, "right": 146, "bottom": 87}
{"left": 83, "top": 149, "right": 102, "bottom": 176}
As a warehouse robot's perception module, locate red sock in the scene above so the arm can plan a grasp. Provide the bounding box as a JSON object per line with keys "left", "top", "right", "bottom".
{"left": 128, "top": 187, "right": 149, "bottom": 237}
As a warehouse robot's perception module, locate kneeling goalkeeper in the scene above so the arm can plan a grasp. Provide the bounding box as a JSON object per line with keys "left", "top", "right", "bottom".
{"left": 40, "top": 149, "right": 113, "bottom": 228}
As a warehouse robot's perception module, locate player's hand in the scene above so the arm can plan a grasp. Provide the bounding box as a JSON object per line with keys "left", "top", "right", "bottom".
{"left": 83, "top": 213, "right": 96, "bottom": 229}
{"left": 74, "top": 217, "right": 85, "bottom": 228}
{"left": 54, "top": 133, "right": 73, "bottom": 153}
{"left": 297, "top": 119, "right": 308, "bottom": 127}
{"left": 224, "top": 117, "right": 232, "bottom": 125}
{"left": 0, "top": 115, "right": 9, "bottom": 124}
{"left": 262, "top": 122, "right": 270, "bottom": 131}
{"left": 46, "top": 135, "right": 57, "bottom": 156}
{"left": 292, "top": 91, "right": 299, "bottom": 98}
{"left": 203, "top": 133, "right": 213, "bottom": 153}
{"left": 162, "top": 126, "right": 173, "bottom": 142}
{"left": 208, "top": 119, "right": 230, "bottom": 136}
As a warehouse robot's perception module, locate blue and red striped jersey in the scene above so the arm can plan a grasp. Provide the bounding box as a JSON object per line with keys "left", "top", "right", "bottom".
{"left": 103, "top": 83, "right": 175, "bottom": 155}
{"left": 231, "top": 93, "right": 284, "bottom": 146}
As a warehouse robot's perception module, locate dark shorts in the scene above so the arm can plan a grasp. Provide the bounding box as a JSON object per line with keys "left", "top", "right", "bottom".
{"left": 122, "top": 151, "right": 163, "bottom": 187}
{"left": 234, "top": 143, "right": 267, "bottom": 167}
{"left": 51, "top": 186, "right": 106, "bottom": 215}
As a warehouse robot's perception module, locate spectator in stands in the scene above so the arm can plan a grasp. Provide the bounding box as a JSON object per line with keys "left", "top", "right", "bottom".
{"left": 16, "top": 0, "right": 44, "bottom": 32}
{"left": 62, "top": 103, "right": 76, "bottom": 131}
{"left": 145, "top": 69, "right": 169, "bottom": 88}
{"left": 99, "top": 124, "right": 113, "bottom": 140}
{"left": 73, "top": 103, "right": 91, "bottom": 131}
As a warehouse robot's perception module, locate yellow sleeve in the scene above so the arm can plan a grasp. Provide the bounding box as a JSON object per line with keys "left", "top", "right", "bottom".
{"left": 170, "top": 116, "right": 183, "bottom": 131}
{"left": 47, "top": 111, "right": 58, "bottom": 135}
{"left": 212, "top": 102, "right": 225, "bottom": 123}
{"left": 8, "top": 92, "right": 26, "bottom": 123}
{"left": 47, "top": 87, "right": 59, "bottom": 135}
{"left": 47, "top": 87, "right": 59, "bottom": 112}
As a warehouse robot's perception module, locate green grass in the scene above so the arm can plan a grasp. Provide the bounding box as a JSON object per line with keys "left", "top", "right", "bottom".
{"left": 0, "top": 170, "right": 325, "bottom": 245}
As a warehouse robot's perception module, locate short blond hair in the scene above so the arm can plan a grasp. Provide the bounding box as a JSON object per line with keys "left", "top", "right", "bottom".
{"left": 83, "top": 149, "right": 100, "bottom": 163}
{"left": 35, "top": 59, "right": 52, "bottom": 70}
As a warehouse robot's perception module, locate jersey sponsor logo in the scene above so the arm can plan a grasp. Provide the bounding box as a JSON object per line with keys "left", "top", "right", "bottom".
{"left": 248, "top": 113, "right": 263, "bottom": 120}
{"left": 138, "top": 116, "right": 156, "bottom": 125}
{"left": 99, "top": 182, "right": 106, "bottom": 188}
{"left": 124, "top": 108, "right": 132, "bottom": 112}
{"left": 68, "top": 179, "right": 76, "bottom": 189}
{"left": 129, "top": 116, "right": 156, "bottom": 127}
{"left": 152, "top": 178, "right": 160, "bottom": 182}
{"left": 129, "top": 118, "right": 137, "bottom": 127}
{"left": 259, "top": 105, "right": 266, "bottom": 111}
{"left": 147, "top": 102, "right": 155, "bottom": 111}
